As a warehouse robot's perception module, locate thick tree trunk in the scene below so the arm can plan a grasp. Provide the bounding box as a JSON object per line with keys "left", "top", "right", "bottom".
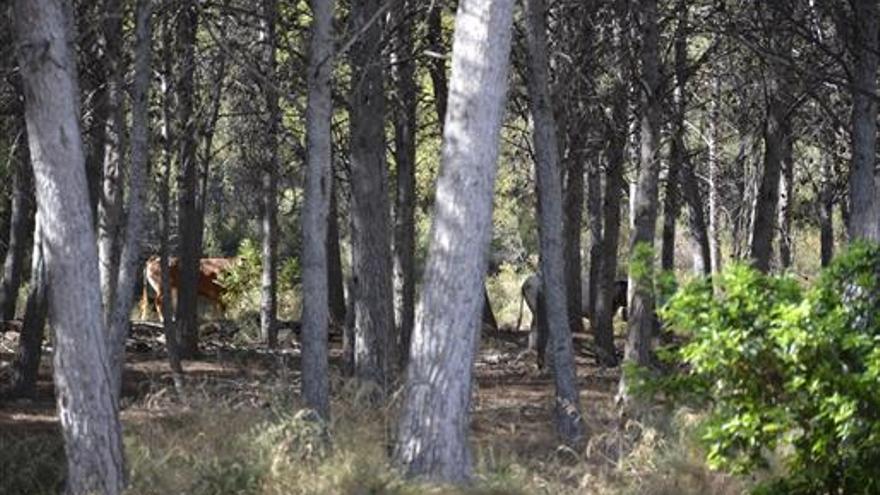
{"left": 97, "top": 0, "right": 126, "bottom": 321}
{"left": 661, "top": 157, "right": 679, "bottom": 272}
{"left": 393, "top": 0, "right": 417, "bottom": 366}
{"left": 524, "top": 0, "right": 585, "bottom": 446}
{"left": 848, "top": 0, "right": 879, "bottom": 242}
{"left": 349, "top": 0, "right": 396, "bottom": 391}
{"left": 619, "top": 0, "right": 662, "bottom": 407}
{"left": 6, "top": 220, "right": 47, "bottom": 399}
{"left": 107, "top": 0, "right": 152, "bottom": 402}
{"left": 175, "top": 0, "right": 201, "bottom": 357}
{"left": 261, "top": 0, "right": 280, "bottom": 348}
{"left": 301, "top": 0, "right": 335, "bottom": 420}
{"left": 665, "top": 0, "right": 691, "bottom": 274}
{"left": 394, "top": 0, "right": 514, "bottom": 481}
{"left": 0, "top": 131, "right": 34, "bottom": 321}
{"left": 680, "top": 163, "right": 711, "bottom": 275}
{"left": 13, "top": 1, "right": 126, "bottom": 491}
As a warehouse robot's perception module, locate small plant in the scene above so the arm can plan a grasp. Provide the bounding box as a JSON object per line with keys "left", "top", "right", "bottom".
{"left": 655, "top": 243, "right": 880, "bottom": 494}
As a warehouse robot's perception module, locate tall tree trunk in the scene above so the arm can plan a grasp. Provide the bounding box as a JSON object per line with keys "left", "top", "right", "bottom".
{"left": 392, "top": 0, "right": 417, "bottom": 366}
{"left": 327, "top": 178, "right": 346, "bottom": 326}
{"left": 777, "top": 136, "right": 794, "bottom": 269}
{"left": 524, "top": 0, "right": 585, "bottom": 446}
{"left": 707, "top": 68, "right": 723, "bottom": 275}
{"left": 819, "top": 147, "right": 834, "bottom": 266}
{"left": 619, "top": 0, "right": 662, "bottom": 407}
{"left": 160, "top": 11, "right": 183, "bottom": 375}
{"left": 661, "top": 151, "right": 679, "bottom": 272}
{"left": 6, "top": 218, "right": 47, "bottom": 399}
{"left": 591, "top": 0, "right": 627, "bottom": 367}
{"left": 750, "top": 79, "right": 789, "bottom": 272}
{"left": 425, "top": 4, "right": 498, "bottom": 331}
{"left": 583, "top": 153, "right": 598, "bottom": 322}
{"left": 107, "top": 0, "right": 153, "bottom": 401}
{"left": 97, "top": 0, "right": 126, "bottom": 322}
{"left": 848, "top": 0, "right": 879, "bottom": 242}
{"left": 14, "top": 1, "right": 125, "bottom": 491}
{"left": 261, "top": 0, "right": 280, "bottom": 348}
{"left": 301, "top": 0, "right": 335, "bottom": 420}
{"left": 0, "top": 129, "right": 34, "bottom": 321}
{"left": 394, "top": 0, "right": 514, "bottom": 481}
{"left": 349, "top": 0, "right": 396, "bottom": 392}
{"left": 175, "top": 0, "right": 201, "bottom": 357}
{"left": 680, "top": 163, "right": 711, "bottom": 275}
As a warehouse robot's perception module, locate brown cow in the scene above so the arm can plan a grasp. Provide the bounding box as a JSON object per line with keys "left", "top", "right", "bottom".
{"left": 139, "top": 255, "right": 237, "bottom": 321}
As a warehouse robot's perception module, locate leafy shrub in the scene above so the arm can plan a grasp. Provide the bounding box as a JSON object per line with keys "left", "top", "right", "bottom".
{"left": 656, "top": 243, "right": 880, "bottom": 494}
{"left": 219, "top": 238, "right": 302, "bottom": 323}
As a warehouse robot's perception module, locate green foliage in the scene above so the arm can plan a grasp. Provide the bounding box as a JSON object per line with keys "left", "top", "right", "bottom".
{"left": 656, "top": 244, "right": 880, "bottom": 493}
{"left": 219, "top": 238, "right": 302, "bottom": 323}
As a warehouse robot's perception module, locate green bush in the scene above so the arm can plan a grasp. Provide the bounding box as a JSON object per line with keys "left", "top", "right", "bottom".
{"left": 219, "top": 238, "right": 302, "bottom": 323}
{"left": 656, "top": 243, "right": 880, "bottom": 494}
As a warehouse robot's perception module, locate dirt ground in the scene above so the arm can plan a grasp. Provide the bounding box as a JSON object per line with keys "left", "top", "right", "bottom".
{"left": 0, "top": 320, "right": 629, "bottom": 491}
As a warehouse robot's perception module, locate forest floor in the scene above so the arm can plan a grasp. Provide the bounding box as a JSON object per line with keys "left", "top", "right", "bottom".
{"left": 0, "top": 321, "right": 749, "bottom": 495}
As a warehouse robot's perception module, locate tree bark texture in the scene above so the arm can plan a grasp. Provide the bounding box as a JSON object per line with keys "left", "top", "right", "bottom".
{"left": 394, "top": 0, "right": 514, "bottom": 481}
{"left": 261, "top": 0, "right": 280, "bottom": 348}
{"left": 349, "top": 0, "right": 396, "bottom": 392}
{"left": 0, "top": 129, "right": 34, "bottom": 321}
{"left": 524, "top": 0, "right": 585, "bottom": 446}
{"left": 175, "top": 0, "right": 201, "bottom": 357}
{"left": 392, "top": 0, "right": 417, "bottom": 366}
{"left": 301, "top": 0, "right": 335, "bottom": 420}
{"left": 13, "top": 1, "right": 126, "bottom": 491}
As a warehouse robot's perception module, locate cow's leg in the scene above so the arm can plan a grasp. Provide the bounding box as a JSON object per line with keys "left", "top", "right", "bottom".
{"left": 139, "top": 282, "right": 150, "bottom": 321}
{"left": 154, "top": 291, "right": 163, "bottom": 323}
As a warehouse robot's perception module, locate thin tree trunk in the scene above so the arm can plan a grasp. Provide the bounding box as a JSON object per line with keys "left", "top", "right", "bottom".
{"left": 261, "top": 0, "right": 280, "bottom": 348}
{"left": 6, "top": 219, "right": 47, "bottom": 399}
{"left": 778, "top": 136, "right": 794, "bottom": 269}
{"left": 591, "top": 0, "right": 627, "bottom": 367}
{"left": 14, "top": 1, "right": 125, "bottom": 491}
{"left": 524, "top": 0, "right": 585, "bottom": 446}
{"left": 175, "top": 0, "right": 201, "bottom": 357}
{"left": 707, "top": 68, "right": 723, "bottom": 275}
{"left": 301, "top": 0, "right": 335, "bottom": 420}
{"left": 619, "top": 0, "right": 662, "bottom": 408}
{"left": 680, "top": 163, "right": 711, "bottom": 275}
{"left": 392, "top": 0, "right": 417, "bottom": 366}
{"left": 583, "top": 153, "right": 598, "bottom": 322}
{"left": 819, "top": 148, "right": 834, "bottom": 266}
{"left": 661, "top": 150, "right": 679, "bottom": 272}
{"left": 349, "top": 0, "right": 396, "bottom": 392}
{"left": 394, "top": 0, "right": 514, "bottom": 481}
{"left": 160, "top": 11, "right": 183, "bottom": 375}
{"left": 327, "top": 178, "right": 346, "bottom": 326}
{"left": 97, "top": 0, "right": 126, "bottom": 322}
{"left": 107, "top": 0, "right": 153, "bottom": 402}
{"left": 848, "top": 0, "right": 879, "bottom": 242}
{"left": 0, "top": 130, "right": 34, "bottom": 321}
{"left": 665, "top": 0, "right": 691, "bottom": 274}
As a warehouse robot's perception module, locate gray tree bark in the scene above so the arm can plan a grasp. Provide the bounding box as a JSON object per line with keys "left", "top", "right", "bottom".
{"left": 160, "top": 11, "right": 183, "bottom": 375}
{"left": 583, "top": 151, "right": 598, "bottom": 322}
{"left": 6, "top": 218, "right": 47, "bottom": 399}
{"left": 819, "top": 146, "right": 834, "bottom": 266}
{"left": 13, "top": 0, "right": 126, "bottom": 491}
{"left": 707, "top": 69, "right": 723, "bottom": 275}
{"left": 97, "top": 0, "right": 127, "bottom": 322}
{"left": 107, "top": 0, "right": 153, "bottom": 402}
{"left": 524, "top": 0, "right": 585, "bottom": 446}
{"left": 175, "top": 0, "right": 201, "bottom": 357}
{"left": 777, "top": 136, "right": 794, "bottom": 269}
{"left": 392, "top": 0, "right": 417, "bottom": 366}
{"left": 591, "top": 0, "right": 627, "bottom": 367}
{"left": 619, "top": 0, "right": 662, "bottom": 407}
{"left": 0, "top": 129, "right": 34, "bottom": 321}
{"left": 261, "top": 0, "right": 280, "bottom": 348}
{"left": 301, "top": 0, "right": 335, "bottom": 420}
{"left": 327, "top": 178, "right": 346, "bottom": 327}
{"left": 394, "top": 0, "right": 514, "bottom": 481}
{"left": 349, "top": 0, "right": 396, "bottom": 392}
{"left": 848, "top": 0, "right": 879, "bottom": 242}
